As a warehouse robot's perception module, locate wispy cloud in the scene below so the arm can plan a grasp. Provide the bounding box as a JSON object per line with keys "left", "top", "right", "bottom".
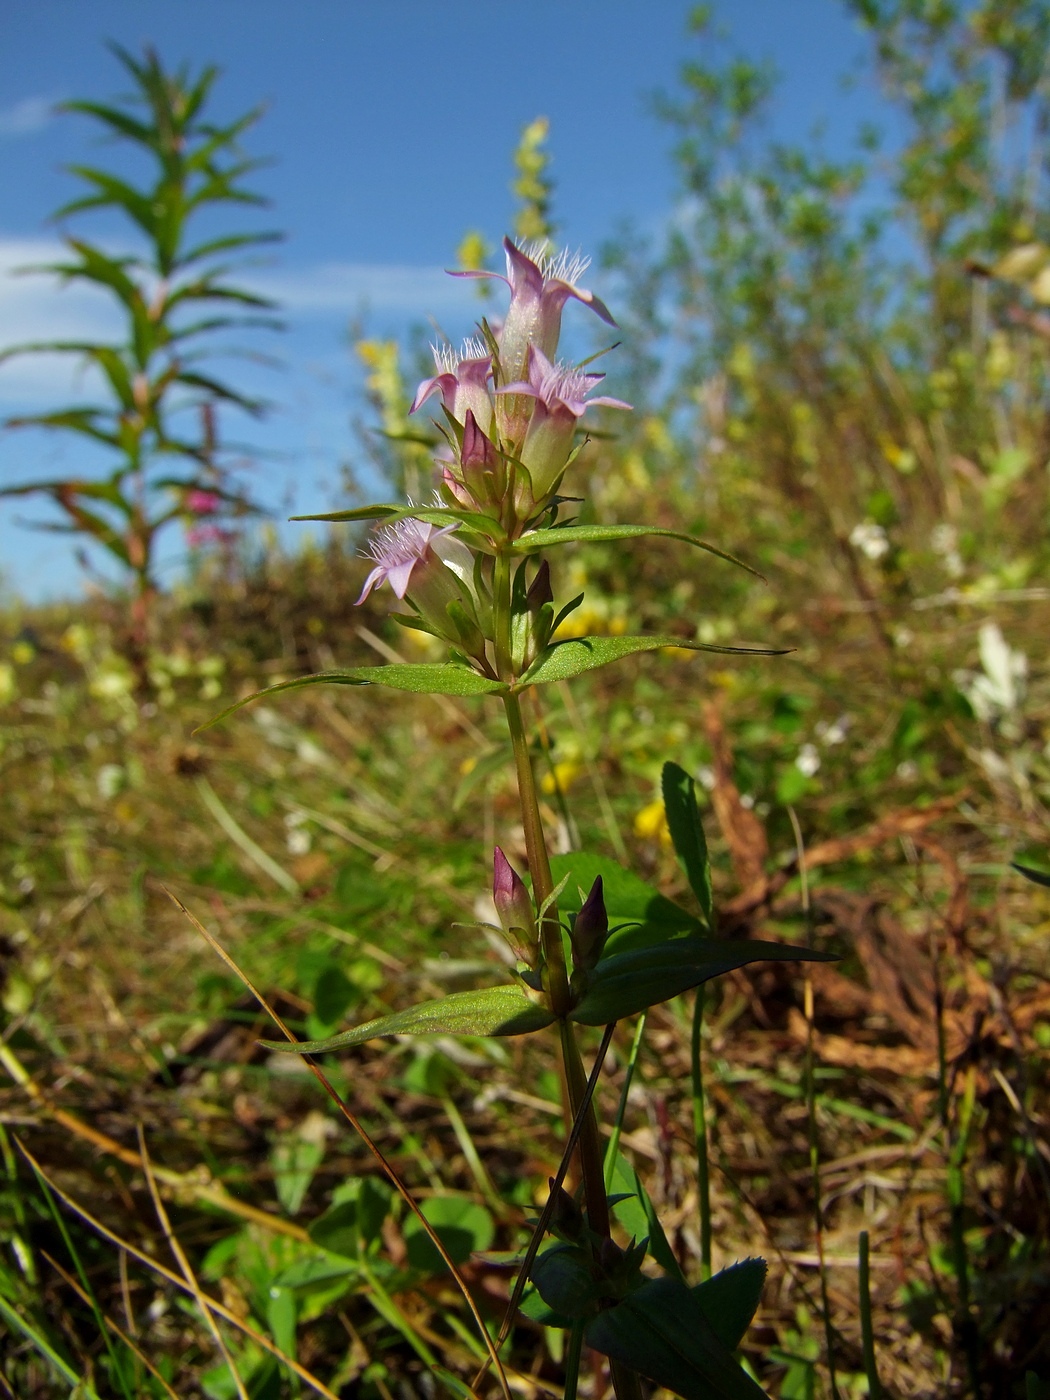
{"left": 0, "top": 96, "right": 56, "bottom": 139}
{"left": 251, "top": 261, "right": 481, "bottom": 317}
{"left": 0, "top": 237, "right": 117, "bottom": 404}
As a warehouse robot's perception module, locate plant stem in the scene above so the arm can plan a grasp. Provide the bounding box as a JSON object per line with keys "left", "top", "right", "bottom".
{"left": 502, "top": 689, "right": 570, "bottom": 1016}
{"left": 497, "top": 560, "right": 641, "bottom": 1400}
{"left": 858, "top": 1230, "right": 882, "bottom": 1400}
{"left": 691, "top": 985, "right": 713, "bottom": 1280}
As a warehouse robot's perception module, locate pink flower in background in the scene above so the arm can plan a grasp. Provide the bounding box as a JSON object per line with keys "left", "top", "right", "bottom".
{"left": 185, "top": 489, "right": 221, "bottom": 516}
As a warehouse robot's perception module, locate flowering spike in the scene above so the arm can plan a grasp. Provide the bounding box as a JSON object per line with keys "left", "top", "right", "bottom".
{"left": 570, "top": 876, "right": 608, "bottom": 974}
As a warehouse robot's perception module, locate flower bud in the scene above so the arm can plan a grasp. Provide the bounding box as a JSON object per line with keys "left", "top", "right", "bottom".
{"left": 570, "top": 877, "right": 608, "bottom": 974}
{"left": 547, "top": 1178, "right": 584, "bottom": 1241}
{"left": 493, "top": 847, "right": 538, "bottom": 964}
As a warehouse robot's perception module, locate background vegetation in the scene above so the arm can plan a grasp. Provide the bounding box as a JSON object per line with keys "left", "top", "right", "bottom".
{"left": 1, "top": 3, "right": 1048, "bottom": 1396}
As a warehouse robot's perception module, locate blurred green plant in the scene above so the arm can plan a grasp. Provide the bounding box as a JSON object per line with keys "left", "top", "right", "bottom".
{"left": 0, "top": 45, "right": 281, "bottom": 677}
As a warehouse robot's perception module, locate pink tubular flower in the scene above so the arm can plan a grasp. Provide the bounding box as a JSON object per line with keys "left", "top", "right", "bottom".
{"left": 356, "top": 517, "right": 459, "bottom": 603}
{"left": 499, "top": 346, "right": 631, "bottom": 500}
{"left": 411, "top": 338, "right": 494, "bottom": 435}
{"left": 455, "top": 238, "right": 616, "bottom": 383}
{"left": 356, "top": 515, "right": 481, "bottom": 650}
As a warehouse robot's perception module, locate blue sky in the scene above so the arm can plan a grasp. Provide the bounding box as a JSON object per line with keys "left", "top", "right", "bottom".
{"left": 0, "top": 0, "right": 884, "bottom": 600}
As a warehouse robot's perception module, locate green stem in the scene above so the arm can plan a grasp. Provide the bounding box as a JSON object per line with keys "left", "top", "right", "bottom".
{"left": 563, "top": 1320, "right": 584, "bottom": 1400}
{"left": 858, "top": 1230, "right": 882, "bottom": 1400}
{"left": 502, "top": 690, "right": 570, "bottom": 1016}
{"left": 497, "top": 558, "right": 641, "bottom": 1399}
{"left": 604, "top": 1012, "right": 647, "bottom": 1189}
{"left": 691, "top": 986, "right": 712, "bottom": 1280}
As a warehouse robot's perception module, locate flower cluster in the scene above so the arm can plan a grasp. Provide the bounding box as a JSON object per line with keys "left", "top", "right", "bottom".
{"left": 355, "top": 238, "right": 629, "bottom": 674}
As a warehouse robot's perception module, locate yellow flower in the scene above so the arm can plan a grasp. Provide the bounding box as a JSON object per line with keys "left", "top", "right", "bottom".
{"left": 633, "top": 799, "right": 671, "bottom": 845}
{"left": 541, "top": 760, "right": 583, "bottom": 795}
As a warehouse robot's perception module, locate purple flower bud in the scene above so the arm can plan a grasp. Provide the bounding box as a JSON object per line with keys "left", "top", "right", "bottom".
{"left": 493, "top": 846, "right": 538, "bottom": 963}
{"left": 547, "top": 1178, "right": 585, "bottom": 1241}
{"left": 526, "top": 559, "right": 553, "bottom": 610}
{"left": 570, "top": 876, "right": 608, "bottom": 974}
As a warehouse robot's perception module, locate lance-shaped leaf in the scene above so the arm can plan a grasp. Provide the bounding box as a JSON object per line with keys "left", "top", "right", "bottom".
{"left": 570, "top": 938, "right": 836, "bottom": 1025}
{"left": 662, "top": 762, "right": 714, "bottom": 927}
{"left": 585, "top": 1275, "right": 768, "bottom": 1400}
{"left": 609, "top": 1150, "right": 684, "bottom": 1283}
{"left": 197, "top": 664, "right": 507, "bottom": 731}
{"left": 694, "top": 1259, "right": 767, "bottom": 1354}
{"left": 519, "top": 635, "right": 788, "bottom": 687}
{"left": 292, "top": 502, "right": 506, "bottom": 542}
{"left": 263, "top": 983, "right": 554, "bottom": 1053}
{"left": 549, "top": 852, "right": 698, "bottom": 954}
{"left": 511, "top": 524, "right": 760, "bottom": 577}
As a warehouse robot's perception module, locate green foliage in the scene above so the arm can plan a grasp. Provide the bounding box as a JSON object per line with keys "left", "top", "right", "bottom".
{"left": 264, "top": 983, "right": 554, "bottom": 1052}
{"left": 570, "top": 937, "right": 835, "bottom": 1025}
{"left": 586, "top": 1275, "right": 767, "bottom": 1399}
{"left": 0, "top": 46, "right": 280, "bottom": 650}
{"left": 662, "top": 760, "right": 714, "bottom": 925}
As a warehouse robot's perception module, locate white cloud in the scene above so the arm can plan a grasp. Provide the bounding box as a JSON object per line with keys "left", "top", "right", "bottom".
{"left": 0, "top": 237, "right": 117, "bottom": 404}
{"left": 251, "top": 261, "right": 481, "bottom": 316}
{"left": 0, "top": 96, "right": 56, "bottom": 138}
{"left": 0, "top": 235, "right": 486, "bottom": 407}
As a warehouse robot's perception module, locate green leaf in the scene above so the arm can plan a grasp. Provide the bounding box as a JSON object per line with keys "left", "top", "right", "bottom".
{"left": 403, "top": 1196, "right": 495, "bottom": 1272}
{"left": 518, "top": 1284, "right": 574, "bottom": 1329}
{"left": 291, "top": 502, "right": 506, "bottom": 540}
{"left": 662, "top": 763, "right": 714, "bottom": 926}
{"left": 1013, "top": 859, "right": 1050, "bottom": 889}
{"left": 308, "top": 1177, "right": 392, "bottom": 1258}
{"left": 609, "top": 1150, "right": 685, "bottom": 1282}
{"left": 511, "top": 524, "right": 761, "bottom": 577}
{"left": 585, "top": 1275, "right": 768, "bottom": 1400}
{"left": 519, "top": 635, "right": 787, "bottom": 687}
{"left": 263, "top": 983, "right": 554, "bottom": 1053}
{"left": 694, "top": 1259, "right": 767, "bottom": 1352}
{"left": 532, "top": 1244, "right": 601, "bottom": 1320}
{"left": 549, "top": 852, "right": 699, "bottom": 954}
{"left": 570, "top": 938, "right": 836, "bottom": 1025}
{"left": 197, "top": 664, "right": 507, "bottom": 731}
{"left": 271, "top": 1127, "right": 325, "bottom": 1216}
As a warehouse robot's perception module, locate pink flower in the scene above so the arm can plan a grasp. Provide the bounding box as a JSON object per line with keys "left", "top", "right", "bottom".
{"left": 411, "top": 338, "right": 493, "bottom": 435}
{"left": 356, "top": 515, "right": 482, "bottom": 653}
{"left": 456, "top": 238, "right": 616, "bottom": 382}
{"left": 356, "top": 517, "right": 459, "bottom": 603}
{"left": 185, "top": 489, "right": 221, "bottom": 516}
{"left": 499, "top": 346, "right": 630, "bottom": 500}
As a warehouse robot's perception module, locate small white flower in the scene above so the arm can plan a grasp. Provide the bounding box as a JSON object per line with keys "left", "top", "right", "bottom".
{"left": 896, "top": 760, "right": 918, "bottom": 780}
{"left": 816, "top": 715, "right": 850, "bottom": 746}
{"left": 695, "top": 765, "right": 716, "bottom": 791}
{"left": 287, "top": 829, "right": 311, "bottom": 856}
{"left": 795, "top": 743, "right": 821, "bottom": 778}
{"left": 849, "top": 521, "right": 890, "bottom": 561}
{"left": 962, "top": 622, "right": 1027, "bottom": 720}
{"left": 97, "top": 764, "right": 125, "bottom": 799}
